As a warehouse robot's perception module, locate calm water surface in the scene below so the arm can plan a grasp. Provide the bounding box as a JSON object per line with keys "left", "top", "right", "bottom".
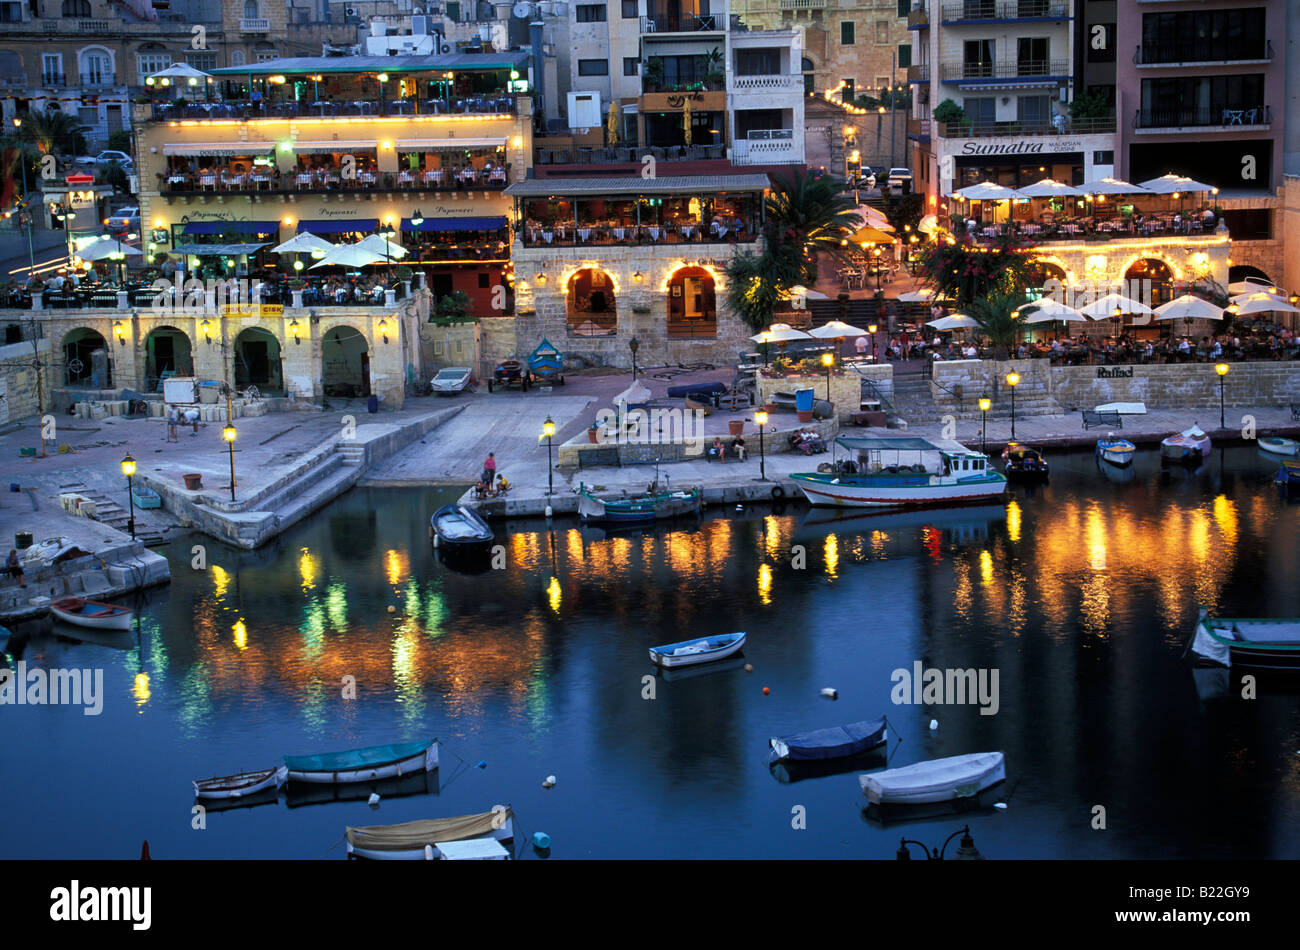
{"left": 2, "top": 446, "right": 1298, "bottom": 859}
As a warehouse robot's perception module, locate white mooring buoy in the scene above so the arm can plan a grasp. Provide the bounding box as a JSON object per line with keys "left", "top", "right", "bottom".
{"left": 820, "top": 687, "right": 838, "bottom": 700}
{"left": 545, "top": 505, "right": 553, "bottom": 518}
{"left": 368, "top": 793, "right": 380, "bottom": 806}
{"left": 929, "top": 719, "right": 939, "bottom": 731}
{"left": 542, "top": 775, "right": 557, "bottom": 789}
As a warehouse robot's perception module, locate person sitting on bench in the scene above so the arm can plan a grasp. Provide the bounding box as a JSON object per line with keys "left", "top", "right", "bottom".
{"left": 708, "top": 437, "right": 727, "bottom": 463}
{"left": 730, "top": 438, "right": 746, "bottom": 462}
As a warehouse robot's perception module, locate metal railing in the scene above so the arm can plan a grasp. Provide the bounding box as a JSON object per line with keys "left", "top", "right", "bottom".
{"left": 1134, "top": 104, "right": 1271, "bottom": 129}
{"left": 521, "top": 223, "right": 756, "bottom": 248}
{"left": 239, "top": 17, "right": 271, "bottom": 31}
{"left": 1135, "top": 38, "right": 1271, "bottom": 65}
{"left": 939, "top": 114, "right": 1116, "bottom": 137}
{"left": 730, "top": 74, "right": 801, "bottom": 90}
{"left": 149, "top": 95, "right": 518, "bottom": 121}
{"left": 79, "top": 72, "right": 117, "bottom": 87}
{"left": 159, "top": 169, "right": 511, "bottom": 195}
{"left": 640, "top": 12, "right": 721, "bottom": 32}
{"left": 778, "top": 0, "right": 828, "bottom": 8}
{"left": 41, "top": 73, "right": 66, "bottom": 87}
{"left": 940, "top": 0, "right": 1069, "bottom": 21}
{"left": 536, "top": 144, "right": 725, "bottom": 163}
{"left": 940, "top": 59, "right": 1068, "bottom": 81}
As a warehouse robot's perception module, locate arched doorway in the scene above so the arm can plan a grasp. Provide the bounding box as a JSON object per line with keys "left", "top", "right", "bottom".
{"left": 1228, "top": 264, "right": 1272, "bottom": 285}
{"left": 233, "top": 327, "right": 283, "bottom": 394}
{"left": 321, "top": 326, "right": 370, "bottom": 398}
{"left": 144, "top": 326, "right": 193, "bottom": 390}
{"left": 667, "top": 266, "right": 716, "bottom": 338}
{"left": 566, "top": 268, "right": 617, "bottom": 337}
{"left": 802, "top": 57, "right": 815, "bottom": 96}
{"left": 1029, "top": 261, "right": 1066, "bottom": 294}
{"left": 1124, "top": 258, "right": 1174, "bottom": 309}
{"left": 62, "top": 328, "right": 112, "bottom": 388}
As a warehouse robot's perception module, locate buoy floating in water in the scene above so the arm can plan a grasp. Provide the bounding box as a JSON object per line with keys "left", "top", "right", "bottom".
{"left": 762, "top": 687, "right": 770, "bottom": 695}
{"left": 476, "top": 760, "right": 486, "bottom": 769}
{"left": 820, "top": 687, "right": 838, "bottom": 700}
{"left": 744, "top": 663, "right": 753, "bottom": 673}
{"left": 545, "top": 505, "right": 553, "bottom": 518}
{"left": 368, "top": 793, "right": 380, "bottom": 806}
{"left": 994, "top": 802, "right": 1008, "bottom": 810}
{"left": 532, "top": 831, "right": 551, "bottom": 849}
{"left": 542, "top": 775, "right": 557, "bottom": 789}
{"left": 929, "top": 719, "right": 939, "bottom": 731}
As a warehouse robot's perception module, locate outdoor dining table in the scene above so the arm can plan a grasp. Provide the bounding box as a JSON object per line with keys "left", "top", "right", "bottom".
{"left": 295, "top": 174, "right": 313, "bottom": 186}
{"left": 357, "top": 171, "right": 376, "bottom": 184}
{"left": 352, "top": 101, "right": 373, "bottom": 115}
{"left": 646, "top": 227, "right": 661, "bottom": 241}
{"left": 681, "top": 225, "right": 695, "bottom": 239}
{"left": 310, "top": 102, "right": 331, "bottom": 115}
{"left": 613, "top": 227, "right": 626, "bottom": 241}
{"left": 250, "top": 175, "right": 271, "bottom": 189}
{"left": 199, "top": 175, "right": 216, "bottom": 189}
{"left": 578, "top": 228, "right": 591, "bottom": 242}
{"left": 388, "top": 100, "right": 414, "bottom": 114}
{"left": 424, "top": 170, "right": 444, "bottom": 184}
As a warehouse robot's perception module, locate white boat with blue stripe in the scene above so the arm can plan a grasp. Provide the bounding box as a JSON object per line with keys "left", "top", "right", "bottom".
{"left": 792, "top": 436, "right": 1006, "bottom": 508}
{"left": 649, "top": 632, "right": 746, "bottom": 668}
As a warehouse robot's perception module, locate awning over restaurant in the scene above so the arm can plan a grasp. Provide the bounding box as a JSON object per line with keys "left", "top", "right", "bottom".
{"left": 402, "top": 216, "right": 507, "bottom": 232}
{"left": 298, "top": 219, "right": 379, "bottom": 234}
{"left": 395, "top": 138, "right": 507, "bottom": 150}
{"left": 171, "top": 243, "right": 269, "bottom": 255}
{"left": 182, "top": 221, "right": 279, "bottom": 235}
{"left": 505, "top": 174, "right": 771, "bottom": 197}
{"left": 163, "top": 142, "right": 275, "bottom": 155}
{"left": 290, "top": 141, "right": 378, "bottom": 153}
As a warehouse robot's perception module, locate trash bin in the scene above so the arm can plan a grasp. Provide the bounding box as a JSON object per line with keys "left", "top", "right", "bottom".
{"left": 15, "top": 531, "right": 32, "bottom": 550}
{"left": 367, "top": 395, "right": 379, "bottom": 414}
{"left": 183, "top": 473, "right": 203, "bottom": 490}
{"left": 795, "top": 388, "right": 815, "bottom": 423}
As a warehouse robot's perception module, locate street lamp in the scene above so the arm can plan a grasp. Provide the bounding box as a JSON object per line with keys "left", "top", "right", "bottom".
{"left": 121, "top": 453, "right": 136, "bottom": 540}
{"left": 1215, "top": 362, "right": 1229, "bottom": 429}
{"left": 223, "top": 423, "right": 237, "bottom": 501}
{"left": 896, "top": 825, "right": 984, "bottom": 861}
{"left": 543, "top": 415, "right": 555, "bottom": 496}
{"left": 629, "top": 335, "right": 639, "bottom": 379}
{"left": 759, "top": 330, "right": 771, "bottom": 366}
{"left": 978, "top": 396, "right": 991, "bottom": 454}
{"left": 12, "top": 117, "right": 34, "bottom": 276}
{"left": 867, "top": 322, "right": 878, "bottom": 362}
{"left": 754, "top": 408, "right": 768, "bottom": 481}
{"left": 821, "top": 351, "right": 833, "bottom": 401}
{"left": 1005, "top": 371, "right": 1020, "bottom": 441}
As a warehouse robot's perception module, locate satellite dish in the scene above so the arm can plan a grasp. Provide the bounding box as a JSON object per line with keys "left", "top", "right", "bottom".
{"left": 512, "top": 1, "right": 534, "bottom": 17}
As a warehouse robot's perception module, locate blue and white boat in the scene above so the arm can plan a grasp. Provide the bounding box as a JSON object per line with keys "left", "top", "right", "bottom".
{"left": 649, "top": 631, "right": 746, "bottom": 668}
{"left": 1278, "top": 458, "right": 1300, "bottom": 488}
{"left": 1161, "top": 424, "right": 1211, "bottom": 463}
{"left": 284, "top": 740, "right": 438, "bottom": 784}
{"left": 769, "top": 717, "right": 887, "bottom": 764}
{"left": 791, "top": 435, "right": 1006, "bottom": 508}
{"left": 1095, "top": 435, "right": 1136, "bottom": 467}
{"left": 1259, "top": 437, "right": 1299, "bottom": 457}
{"left": 578, "top": 484, "right": 702, "bottom": 524}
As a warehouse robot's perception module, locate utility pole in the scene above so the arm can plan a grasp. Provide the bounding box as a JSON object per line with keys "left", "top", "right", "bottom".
{"left": 889, "top": 50, "right": 897, "bottom": 170}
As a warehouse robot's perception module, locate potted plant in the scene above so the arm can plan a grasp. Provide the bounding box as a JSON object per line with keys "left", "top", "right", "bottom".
{"left": 932, "top": 98, "right": 967, "bottom": 134}
{"left": 728, "top": 418, "right": 745, "bottom": 436}
{"left": 587, "top": 424, "right": 600, "bottom": 443}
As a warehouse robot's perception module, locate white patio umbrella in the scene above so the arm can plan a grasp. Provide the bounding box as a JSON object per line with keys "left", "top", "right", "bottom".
{"left": 1230, "top": 292, "right": 1300, "bottom": 315}
{"left": 149, "top": 63, "right": 210, "bottom": 82}
{"left": 1020, "top": 298, "right": 1086, "bottom": 323}
{"left": 916, "top": 213, "right": 939, "bottom": 234}
{"left": 1228, "top": 279, "right": 1282, "bottom": 296}
{"left": 1153, "top": 295, "right": 1225, "bottom": 322}
{"left": 1138, "top": 174, "right": 1215, "bottom": 195}
{"left": 898, "top": 288, "right": 945, "bottom": 303}
{"left": 849, "top": 203, "right": 894, "bottom": 232}
{"left": 750, "top": 323, "right": 812, "bottom": 343}
{"left": 1078, "top": 292, "right": 1154, "bottom": 319}
{"left": 952, "top": 182, "right": 1020, "bottom": 201}
{"left": 271, "top": 233, "right": 336, "bottom": 255}
{"left": 309, "top": 243, "right": 387, "bottom": 269}
{"left": 1079, "top": 177, "right": 1150, "bottom": 196}
{"left": 1016, "top": 178, "right": 1083, "bottom": 198}
{"left": 927, "top": 314, "right": 979, "bottom": 330}
{"left": 808, "top": 320, "right": 867, "bottom": 340}
{"left": 358, "top": 233, "right": 409, "bottom": 260}
{"left": 78, "top": 237, "right": 144, "bottom": 260}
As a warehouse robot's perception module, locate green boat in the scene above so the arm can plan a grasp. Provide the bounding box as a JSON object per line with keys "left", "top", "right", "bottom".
{"left": 284, "top": 739, "right": 438, "bottom": 784}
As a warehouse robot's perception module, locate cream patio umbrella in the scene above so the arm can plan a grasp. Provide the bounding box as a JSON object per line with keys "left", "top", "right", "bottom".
{"left": 751, "top": 322, "right": 811, "bottom": 364}
{"left": 271, "top": 233, "right": 336, "bottom": 255}
{"left": 1080, "top": 291, "right": 1154, "bottom": 340}
{"left": 357, "top": 233, "right": 409, "bottom": 260}
{"left": 927, "top": 313, "right": 978, "bottom": 330}
{"left": 309, "top": 243, "right": 387, "bottom": 269}
{"left": 682, "top": 97, "right": 692, "bottom": 147}
{"left": 1154, "top": 295, "right": 1225, "bottom": 322}
{"left": 1020, "top": 298, "right": 1086, "bottom": 324}
{"left": 606, "top": 100, "right": 620, "bottom": 146}
{"left": 1229, "top": 292, "right": 1300, "bottom": 316}
{"left": 1016, "top": 178, "right": 1083, "bottom": 198}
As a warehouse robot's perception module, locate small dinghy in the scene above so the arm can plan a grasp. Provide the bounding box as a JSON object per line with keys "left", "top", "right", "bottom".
{"left": 1277, "top": 458, "right": 1300, "bottom": 488}
{"left": 1259, "top": 436, "right": 1299, "bottom": 457}
{"left": 1160, "top": 424, "right": 1210, "bottom": 463}
{"left": 648, "top": 631, "right": 746, "bottom": 668}
{"left": 345, "top": 808, "right": 514, "bottom": 860}
{"left": 131, "top": 484, "right": 162, "bottom": 509}
{"left": 859, "top": 751, "right": 1006, "bottom": 805}
{"left": 193, "top": 765, "right": 287, "bottom": 800}
{"left": 284, "top": 739, "right": 438, "bottom": 784}
{"left": 1001, "top": 442, "right": 1049, "bottom": 481}
{"left": 50, "top": 597, "right": 134, "bottom": 632}
{"left": 769, "top": 717, "right": 887, "bottom": 764}
{"left": 1188, "top": 607, "right": 1300, "bottom": 672}
{"left": 1095, "top": 435, "right": 1136, "bottom": 467}
{"left": 431, "top": 505, "right": 493, "bottom": 550}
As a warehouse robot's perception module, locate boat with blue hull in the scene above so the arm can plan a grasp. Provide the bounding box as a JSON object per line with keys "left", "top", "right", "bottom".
{"left": 431, "top": 505, "right": 494, "bottom": 551}
{"left": 792, "top": 436, "right": 1006, "bottom": 508}
{"left": 284, "top": 740, "right": 439, "bottom": 784}
{"left": 578, "top": 483, "right": 702, "bottom": 524}
{"left": 769, "top": 717, "right": 887, "bottom": 764}
{"left": 1096, "top": 436, "right": 1136, "bottom": 467}
{"left": 527, "top": 338, "right": 565, "bottom": 386}
{"left": 649, "top": 632, "right": 746, "bottom": 668}
{"left": 1276, "top": 458, "right": 1300, "bottom": 488}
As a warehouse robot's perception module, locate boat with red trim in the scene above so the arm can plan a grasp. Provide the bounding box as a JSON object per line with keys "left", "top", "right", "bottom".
{"left": 791, "top": 436, "right": 1007, "bottom": 508}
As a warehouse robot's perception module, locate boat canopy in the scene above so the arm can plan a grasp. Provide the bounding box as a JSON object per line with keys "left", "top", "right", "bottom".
{"left": 772, "top": 718, "right": 886, "bottom": 762}
{"left": 345, "top": 810, "right": 511, "bottom": 852}
{"left": 835, "top": 435, "right": 987, "bottom": 457}
{"left": 284, "top": 740, "right": 432, "bottom": 772}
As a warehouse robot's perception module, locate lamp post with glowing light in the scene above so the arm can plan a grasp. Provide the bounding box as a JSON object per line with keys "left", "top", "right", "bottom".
{"left": 754, "top": 408, "right": 768, "bottom": 481}
{"left": 867, "top": 322, "right": 878, "bottom": 362}
{"left": 11, "top": 117, "right": 34, "bottom": 275}
{"left": 1215, "top": 362, "right": 1229, "bottom": 429}
{"left": 1006, "top": 371, "right": 1020, "bottom": 441}
{"left": 223, "top": 423, "right": 237, "bottom": 501}
{"left": 121, "top": 452, "right": 136, "bottom": 540}
{"left": 978, "top": 396, "right": 991, "bottom": 454}
{"left": 543, "top": 415, "right": 555, "bottom": 495}
{"left": 896, "top": 825, "right": 984, "bottom": 861}
{"left": 821, "top": 351, "right": 833, "bottom": 401}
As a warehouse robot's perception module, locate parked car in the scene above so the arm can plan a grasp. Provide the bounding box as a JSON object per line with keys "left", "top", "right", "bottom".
{"left": 104, "top": 206, "right": 139, "bottom": 235}
{"left": 430, "top": 366, "right": 474, "bottom": 395}
{"left": 487, "top": 358, "right": 531, "bottom": 393}
{"left": 886, "top": 167, "right": 913, "bottom": 193}
{"left": 75, "top": 150, "right": 133, "bottom": 170}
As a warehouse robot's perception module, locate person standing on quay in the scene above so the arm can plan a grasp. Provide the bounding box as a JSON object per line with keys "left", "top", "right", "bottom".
{"left": 482, "top": 452, "right": 496, "bottom": 487}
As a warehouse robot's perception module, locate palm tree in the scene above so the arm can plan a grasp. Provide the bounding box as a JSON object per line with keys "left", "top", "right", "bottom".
{"left": 18, "top": 109, "right": 87, "bottom": 157}
{"left": 966, "top": 289, "right": 1027, "bottom": 360}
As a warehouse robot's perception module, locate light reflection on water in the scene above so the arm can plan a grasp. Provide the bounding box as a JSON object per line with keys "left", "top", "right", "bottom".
{"left": 1, "top": 446, "right": 1298, "bottom": 859}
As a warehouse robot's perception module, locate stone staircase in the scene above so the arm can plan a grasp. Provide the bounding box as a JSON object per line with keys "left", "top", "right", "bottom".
{"left": 887, "top": 372, "right": 1065, "bottom": 425}
{"left": 58, "top": 482, "right": 167, "bottom": 546}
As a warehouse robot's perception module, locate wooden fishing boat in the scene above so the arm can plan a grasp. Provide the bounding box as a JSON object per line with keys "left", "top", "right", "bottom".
{"left": 22, "top": 536, "right": 82, "bottom": 568}
{"left": 648, "top": 631, "right": 746, "bottom": 668}
{"left": 859, "top": 752, "right": 1006, "bottom": 805}
{"left": 1259, "top": 436, "right": 1299, "bottom": 457}
{"left": 284, "top": 739, "right": 438, "bottom": 784}
{"left": 1160, "top": 424, "right": 1210, "bottom": 463}
{"left": 1188, "top": 608, "right": 1300, "bottom": 672}
{"left": 578, "top": 484, "right": 702, "bottom": 524}
{"left": 1095, "top": 436, "right": 1136, "bottom": 467}
{"left": 431, "top": 505, "right": 493, "bottom": 549}
{"left": 130, "top": 484, "right": 162, "bottom": 509}
{"left": 792, "top": 435, "right": 1006, "bottom": 508}
{"left": 527, "top": 338, "right": 565, "bottom": 385}
{"left": 769, "top": 717, "right": 887, "bottom": 764}
{"left": 193, "top": 765, "right": 287, "bottom": 800}
{"left": 1001, "top": 442, "right": 1049, "bottom": 481}
{"left": 50, "top": 597, "right": 134, "bottom": 632}
{"left": 1277, "top": 458, "right": 1300, "bottom": 488}
{"left": 345, "top": 808, "right": 514, "bottom": 860}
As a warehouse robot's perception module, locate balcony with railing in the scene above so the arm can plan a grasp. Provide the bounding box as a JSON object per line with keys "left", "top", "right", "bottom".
{"left": 239, "top": 17, "right": 271, "bottom": 32}
{"left": 907, "top": 63, "right": 930, "bottom": 83}
{"left": 79, "top": 72, "right": 117, "bottom": 87}
{"left": 1134, "top": 104, "right": 1271, "bottom": 131}
{"left": 1135, "top": 39, "right": 1272, "bottom": 67}
{"left": 779, "top": 0, "right": 828, "bottom": 9}
{"left": 729, "top": 73, "right": 802, "bottom": 92}
{"left": 150, "top": 94, "right": 520, "bottom": 121}
{"left": 938, "top": 114, "right": 1116, "bottom": 137}
{"left": 939, "top": 59, "right": 1069, "bottom": 82}
{"left": 940, "top": 0, "right": 1069, "bottom": 23}
{"left": 41, "top": 72, "right": 66, "bottom": 87}
{"left": 640, "top": 12, "right": 722, "bottom": 33}
{"left": 731, "top": 128, "right": 797, "bottom": 165}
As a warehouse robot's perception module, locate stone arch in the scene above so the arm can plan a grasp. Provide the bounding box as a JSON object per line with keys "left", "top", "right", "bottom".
{"left": 144, "top": 325, "right": 193, "bottom": 389}
{"left": 77, "top": 45, "right": 114, "bottom": 84}
{"left": 1228, "top": 264, "right": 1271, "bottom": 285}
{"left": 61, "top": 328, "right": 112, "bottom": 388}
{"left": 321, "top": 324, "right": 370, "bottom": 398}
{"left": 666, "top": 266, "right": 716, "bottom": 339}
{"left": 232, "top": 50, "right": 246, "bottom": 68}
{"left": 1123, "top": 257, "right": 1175, "bottom": 308}
{"left": 566, "top": 267, "right": 617, "bottom": 337}
{"left": 233, "top": 326, "right": 283, "bottom": 394}
{"left": 243, "top": 0, "right": 259, "bottom": 17}
{"left": 1029, "top": 259, "right": 1067, "bottom": 289}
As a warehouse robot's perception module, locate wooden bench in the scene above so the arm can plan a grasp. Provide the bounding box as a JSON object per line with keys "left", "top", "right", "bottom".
{"left": 578, "top": 447, "right": 622, "bottom": 469}
{"left": 1082, "top": 410, "right": 1122, "bottom": 430}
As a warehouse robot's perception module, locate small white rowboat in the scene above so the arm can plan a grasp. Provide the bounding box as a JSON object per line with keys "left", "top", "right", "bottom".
{"left": 284, "top": 739, "right": 438, "bottom": 784}
{"left": 860, "top": 751, "right": 1006, "bottom": 805}
{"left": 345, "top": 808, "right": 514, "bottom": 860}
{"left": 193, "top": 765, "right": 288, "bottom": 800}
{"left": 648, "top": 632, "right": 746, "bottom": 668}
{"left": 50, "top": 597, "right": 134, "bottom": 632}
{"left": 1259, "top": 437, "right": 1299, "bottom": 457}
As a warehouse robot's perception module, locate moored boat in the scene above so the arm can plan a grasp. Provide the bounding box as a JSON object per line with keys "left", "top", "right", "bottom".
{"left": 1277, "top": 458, "right": 1300, "bottom": 487}
{"left": 1095, "top": 435, "right": 1136, "bottom": 467}
{"left": 1160, "top": 424, "right": 1210, "bottom": 463}
{"left": 859, "top": 751, "right": 1006, "bottom": 805}
{"left": 649, "top": 631, "right": 746, "bottom": 668}
{"left": 1188, "top": 608, "right": 1300, "bottom": 672}
{"left": 193, "top": 765, "right": 288, "bottom": 800}
{"left": 769, "top": 717, "right": 887, "bottom": 764}
{"left": 345, "top": 808, "right": 514, "bottom": 860}
{"left": 1259, "top": 436, "right": 1299, "bottom": 457}
{"left": 131, "top": 484, "right": 162, "bottom": 509}
{"left": 578, "top": 483, "right": 702, "bottom": 524}
{"left": 1001, "top": 442, "right": 1049, "bottom": 481}
{"left": 527, "top": 338, "right": 565, "bottom": 386}
{"left": 50, "top": 597, "right": 134, "bottom": 632}
{"left": 792, "top": 435, "right": 1006, "bottom": 508}
{"left": 284, "top": 739, "right": 438, "bottom": 784}
{"left": 431, "top": 505, "right": 494, "bottom": 550}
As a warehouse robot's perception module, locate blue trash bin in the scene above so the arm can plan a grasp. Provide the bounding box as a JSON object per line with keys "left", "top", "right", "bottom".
{"left": 367, "top": 395, "right": 379, "bottom": 413}
{"left": 794, "top": 388, "right": 815, "bottom": 413}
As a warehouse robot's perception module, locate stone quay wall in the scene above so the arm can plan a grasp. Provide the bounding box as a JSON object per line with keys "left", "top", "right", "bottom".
{"left": 1052, "top": 361, "right": 1300, "bottom": 411}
